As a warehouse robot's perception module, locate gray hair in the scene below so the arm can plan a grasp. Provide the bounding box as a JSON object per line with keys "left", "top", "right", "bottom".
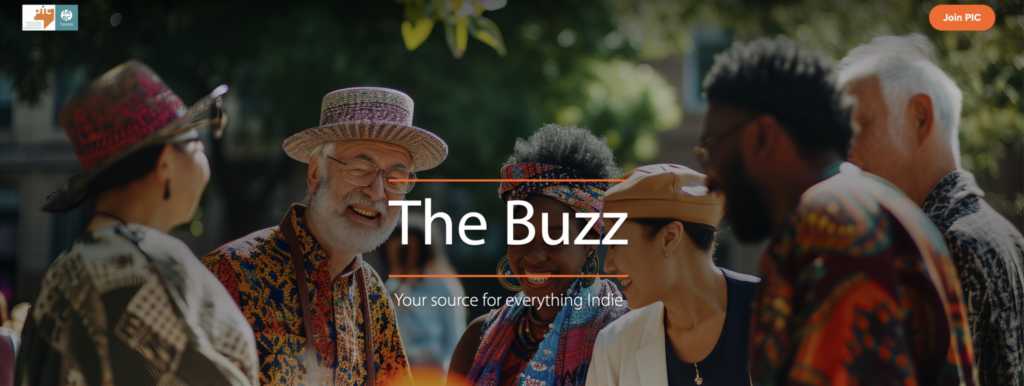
{"left": 838, "top": 33, "right": 963, "bottom": 167}
{"left": 305, "top": 141, "right": 338, "bottom": 202}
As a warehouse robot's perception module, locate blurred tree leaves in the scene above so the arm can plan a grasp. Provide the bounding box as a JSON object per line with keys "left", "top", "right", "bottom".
{"left": 0, "top": 0, "right": 679, "bottom": 238}
{"left": 1, "top": 0, "right": 1019, "bottom": 235}
{"left": 736, "top": 0, "right": 1022, "bottom": 189}
{"left": 401, "top": 0, "right": 508, "bottom": 58}
{"left": 606, "top": 0, "right": 1023, "bottom": 189}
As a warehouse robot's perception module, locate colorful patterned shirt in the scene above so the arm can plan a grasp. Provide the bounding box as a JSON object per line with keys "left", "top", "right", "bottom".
{"left": 16, "top": 223, "right": 258, "bottom": 386}
{"left": 750, "top": 162, "right": 977, "bottom": 385}
{"left": 202, "top": 204, "right": 412, "bottom": 386}
{"left": 922, "top": 170, "right": 1024, "bottom": 386}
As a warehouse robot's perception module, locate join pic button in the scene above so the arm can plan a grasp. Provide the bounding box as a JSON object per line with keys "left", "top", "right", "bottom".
{"left": 930, "top": 5, "right": 995, "bottom": 31}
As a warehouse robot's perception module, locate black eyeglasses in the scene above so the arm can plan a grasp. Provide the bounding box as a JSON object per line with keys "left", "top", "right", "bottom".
{"left": 694, "top": 115, "right": 758, "bottom": 169}
{"left": 326, "top": 155, "right": 417, "bottom": 194}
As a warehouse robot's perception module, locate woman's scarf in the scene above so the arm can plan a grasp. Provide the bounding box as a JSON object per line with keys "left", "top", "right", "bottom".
{"left": 471, "top": 162, "right": 624, "bottom": 385}
{"left": 498, "top": 162, "right": 609, "bottom": 235}
{"left": 467, "top": 278, "right": 628, "bottom": 386}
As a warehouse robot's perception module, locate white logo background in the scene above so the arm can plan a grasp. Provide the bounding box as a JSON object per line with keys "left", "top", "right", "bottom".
{"left": 22, "top": 5, "right": 56, "bottom": 31}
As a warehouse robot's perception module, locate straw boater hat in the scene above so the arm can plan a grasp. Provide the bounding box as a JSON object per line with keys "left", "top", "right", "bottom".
{"left": 282, "top": 87, "right": 448, "bottom": 171}
{"left": 42, "top": 60, "right": 228, "bottom": 212}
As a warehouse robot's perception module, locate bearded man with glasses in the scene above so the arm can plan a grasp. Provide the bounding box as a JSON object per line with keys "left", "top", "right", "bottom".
{"left": 203, "top": 88, "right": 448, "bottom": 386}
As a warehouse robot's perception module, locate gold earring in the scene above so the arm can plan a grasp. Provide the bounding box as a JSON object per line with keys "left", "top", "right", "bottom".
{"left": 496, "top": 255, "right": 521, "bottom": 292}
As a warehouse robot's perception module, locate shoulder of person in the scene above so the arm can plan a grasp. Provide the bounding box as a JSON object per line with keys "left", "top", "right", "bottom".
{"left": 596, "top": 303, "right": 660, "bottom": 349}
{"left": 456, "top": 313, "right": 489, "bottom": 350}
{"left": 133, "top": 224, "right": 196, "bottom": 259}
{"left": 360, "top": 259, "right": 390, "bottom": 288}
{"left": 201, "top": 225, "right": 282, "bottom": 266}
{"left": 721, "top": 268, "right": 760, "bottom": 285}
{"left": 944, "top": 208, "right": 1024, "bottom": 272}
{"left": 801, "top": 175, "right": 885, "bottom": 214}
{"left": 467, "top": 313, "right": 488, "bottom": 333}
{"left": 789, "top": 174, "right": 900, "bottom": 244}
{"left": 46, "top": 225, "right": 152, "bottom": 281}
{"left": 944, "top": 200, "right": 1024, "bottom": 244}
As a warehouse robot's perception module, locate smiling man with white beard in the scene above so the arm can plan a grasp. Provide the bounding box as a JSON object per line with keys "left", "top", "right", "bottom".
{"left": 202, "top": 88, "right": 448, "bottom": 386}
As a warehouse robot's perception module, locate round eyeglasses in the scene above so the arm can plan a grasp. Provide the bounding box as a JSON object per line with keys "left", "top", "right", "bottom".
{"left": 326, "top": 155, "right": 416, "bottom": 194}
{"left": 694, "top": 115, "right": 758, "bottom": 169}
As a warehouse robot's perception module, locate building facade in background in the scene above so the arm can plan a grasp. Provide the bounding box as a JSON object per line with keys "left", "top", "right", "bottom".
{"left": 0, "top": 68, "right": 91, "bottom": 305}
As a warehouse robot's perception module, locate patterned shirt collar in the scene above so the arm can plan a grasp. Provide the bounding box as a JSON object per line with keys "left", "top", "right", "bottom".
{"left": 921, "top": 170, "right": 985, "bottom": 226}
{"left": 285, "top": 203, "right": 363, "bottom": 278}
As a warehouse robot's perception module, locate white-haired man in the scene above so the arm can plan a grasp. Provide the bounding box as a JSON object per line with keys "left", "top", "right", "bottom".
{"left": 839, "top": 34, "right": 1023, "bottom": 386}
{"left": 203, "top": 88, "right": 448, "bottom": 386}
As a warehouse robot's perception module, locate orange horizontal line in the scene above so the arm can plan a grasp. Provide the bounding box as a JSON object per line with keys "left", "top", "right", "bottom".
{"left": 389, "top": 274, "right": 628, "bottom": 278}
{"left": 389, "top": 179, "right": 627, "bottom": 182}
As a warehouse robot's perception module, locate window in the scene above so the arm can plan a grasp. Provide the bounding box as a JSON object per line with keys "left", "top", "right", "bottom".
{"left": 53, "top": 66, "right": 88, "bottom": 127}
{"left": 0, "top": 74, "right": 13, "bottom": 131}
{"left": 683, "top": 28, "right": 732, "bottom": 111}
{"left": 0, "top": 182, "right": 18, "bottom": 304}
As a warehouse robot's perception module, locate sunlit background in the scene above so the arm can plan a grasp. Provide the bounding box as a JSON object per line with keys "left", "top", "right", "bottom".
{"left": 1, "top": 0, "right": 1021, "bottom": 323}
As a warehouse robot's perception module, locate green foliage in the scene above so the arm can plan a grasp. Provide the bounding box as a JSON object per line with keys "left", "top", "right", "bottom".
{"left": 739, "top": 0, "right": 1022, "bottom": 187}
{"left": 1, "top": 0, "right": 1019, "bottom": 235}
{"left": 0, "top": 0, "right": 680, "bottom": 239}
{"left": 3, "top": 0, "right": 1021, "bottom": 318}
{"left": 608, "top": 0, "right": 1023, "bottom": 188}
{"left": 400, "top": 0, "right": 509, "bottom": 58}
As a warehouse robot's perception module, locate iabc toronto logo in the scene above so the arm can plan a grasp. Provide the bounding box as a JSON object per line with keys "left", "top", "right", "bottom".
{"left": 22, "top": 4, "right": 78, "bottom": 31}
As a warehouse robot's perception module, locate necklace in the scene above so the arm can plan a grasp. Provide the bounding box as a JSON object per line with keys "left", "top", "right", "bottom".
{"left": 694, "top": 363, "right": 702, "bottom": 385}
{"left": 513, "top": 314, "right": 542, "bottom": 359}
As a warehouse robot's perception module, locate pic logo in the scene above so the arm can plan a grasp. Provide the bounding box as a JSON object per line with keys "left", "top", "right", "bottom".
{"left": 22, "top": 4, "right": 78, "bottom": 31}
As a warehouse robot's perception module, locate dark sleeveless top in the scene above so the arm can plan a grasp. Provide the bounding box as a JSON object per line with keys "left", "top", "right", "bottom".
{"left": 665, "top": 268, "right": 759, "bottom": 385}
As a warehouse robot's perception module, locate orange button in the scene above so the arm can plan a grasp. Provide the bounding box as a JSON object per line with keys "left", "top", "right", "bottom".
{"left": 930, "top": 5, "right": 995, "bottom": 31}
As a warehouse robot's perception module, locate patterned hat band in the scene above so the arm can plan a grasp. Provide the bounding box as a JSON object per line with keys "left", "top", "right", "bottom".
{"left": 319, "top": 102, "right": 411, "bottom": 126}
{"left": 498, "top": 162, "right": 608, "bottom": 235}
{"left": 319, "top": 87, "right": 415, "bottom": 126}
{"left": 282, "top": 87, "right": 448, "bottom": 172}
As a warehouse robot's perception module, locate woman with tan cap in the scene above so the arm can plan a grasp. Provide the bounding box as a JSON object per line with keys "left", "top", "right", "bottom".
{"left": 585, "top": 164, "right": 759, "bottom": 386}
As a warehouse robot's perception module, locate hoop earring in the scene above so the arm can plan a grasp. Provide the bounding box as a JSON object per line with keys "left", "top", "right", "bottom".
{"left": 163, "top": 180, "right": 170, "bottom": 200}
{"left": 496, "top": 255, "right": 521, "bottom": 292}
{"left": 581, "top": 250, "right": 599, "bottom": 288}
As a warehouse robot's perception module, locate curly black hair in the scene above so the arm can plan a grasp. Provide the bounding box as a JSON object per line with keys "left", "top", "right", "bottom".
{"left": 703, "top": 36, "right": 854, "bottom": 157}
{"left": 505, "top": 124, "right": 622, "bottom": 179}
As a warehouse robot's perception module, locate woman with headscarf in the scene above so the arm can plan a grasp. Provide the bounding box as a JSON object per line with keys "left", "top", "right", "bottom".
{"left": 383, "top": 213, "right": 467, "bottom": 373}
{"left": 586, "top": 164, "right": 759, "bottom": 386}
{"left": 447, "top": 124, "right": 629, "bottom": 386}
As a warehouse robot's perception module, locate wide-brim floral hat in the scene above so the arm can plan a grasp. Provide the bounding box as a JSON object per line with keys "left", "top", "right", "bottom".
{"left": 282, "top": 87, "right": 447, "bottom": 172}
{"left": 42, "top": 60, "right": 228, "bottom": 212}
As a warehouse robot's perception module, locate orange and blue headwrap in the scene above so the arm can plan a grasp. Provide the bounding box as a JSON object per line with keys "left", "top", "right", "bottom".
{"left": 498, "top": 162, "right": 608, "bottom": 235}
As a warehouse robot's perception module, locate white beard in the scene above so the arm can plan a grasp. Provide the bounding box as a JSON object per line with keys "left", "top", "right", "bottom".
{"left": 308, "top": 179, "right": 398, "bottom": 255}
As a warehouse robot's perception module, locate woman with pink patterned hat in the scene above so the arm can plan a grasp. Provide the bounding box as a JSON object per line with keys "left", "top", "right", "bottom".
{"left": 15, "top": 61, "right": 258, "bottom": 386}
